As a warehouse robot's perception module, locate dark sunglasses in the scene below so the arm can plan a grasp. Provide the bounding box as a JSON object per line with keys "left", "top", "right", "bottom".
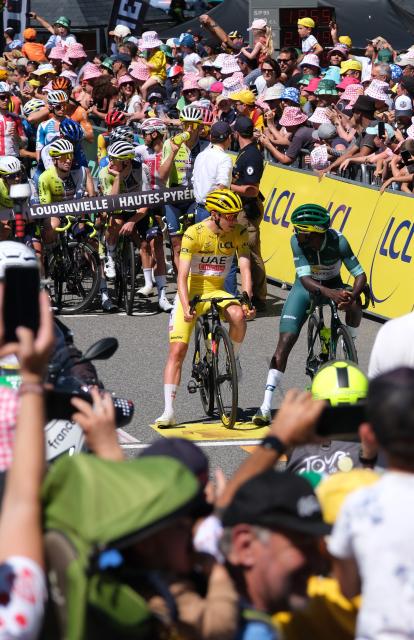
{"left": 0, "top": 94, "right": 9, "bottom": 100}
{"left": 277, "top": 58, "right": 292, "bottom": 64}
{"left": 262, "top": 68, "right": 274, "bottom": 74}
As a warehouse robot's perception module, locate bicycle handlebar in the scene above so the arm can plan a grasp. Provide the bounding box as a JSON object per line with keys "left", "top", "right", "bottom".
{"left": 55, "top": 215, "right": 98, "bottom": 239}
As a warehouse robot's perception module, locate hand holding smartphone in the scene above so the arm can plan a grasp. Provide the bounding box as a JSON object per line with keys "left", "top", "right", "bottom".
{"left": 3, "top": 265, "right": 40, "bottom": 344}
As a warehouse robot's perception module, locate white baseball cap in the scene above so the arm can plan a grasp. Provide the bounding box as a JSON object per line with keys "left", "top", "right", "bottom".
{"left": 109, "top": 25, "right": 131, "bottom": 38}
{"left": 395, "top": 95, "right": 412, "bottom": 111}
{"left": 247, "top": 19, "right": 267, "bottom": 31}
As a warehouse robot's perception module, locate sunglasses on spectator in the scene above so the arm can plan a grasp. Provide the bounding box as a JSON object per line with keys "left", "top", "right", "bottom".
{"left": 262, "top": 68, "right": 274, "bottom": 74}
{"left": 277, "top": 58, "right": 292, "bottom": 64}
{"left": 0, "top": 94, "right": 9, "bottom": 100}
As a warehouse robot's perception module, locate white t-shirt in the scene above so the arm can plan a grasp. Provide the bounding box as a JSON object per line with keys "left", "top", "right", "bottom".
{"left": 328, "top": 472, "right": 414, "bottom": 640}
{"left": 192, "top": 144, "right": 232, "bottom": 203}
{"left": 368, "top": 312, "right": 414, "bottom": 378}
{"left": 127, "top": 94, "right": 142, "bottom": 115}
{"left": 183, "top": 52, "right": 201, "bottom": 74}
{"left": 301, "top": 34, "right": 318, "bottom": 53}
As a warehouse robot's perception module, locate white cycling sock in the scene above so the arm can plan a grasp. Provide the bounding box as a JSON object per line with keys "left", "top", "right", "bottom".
{"left": 346, "top": 325, "right": 358, "bottom": 340}
{"left": 261, "top": 369, "right": 283, "bottom": 413}
{"left": 143, "top": 268, "right": 153, "bottom": 288}
{"left": 155, "top": 274, "right": 167, "bottom": 293}
{"left": 106, "top": 243, "right": 116, "bottom": 257}
{"left": 231, "top": 340, "right": 242, "bottom": 358}
{"left": 164, "top": 384, "right": 177, "bottom": 416}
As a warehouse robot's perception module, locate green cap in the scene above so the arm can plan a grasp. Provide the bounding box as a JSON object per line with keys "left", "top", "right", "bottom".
{"left": 101, "top": 57, "right": 114, "bottom": 71}
{"left": 376, "top": 49, "right": 393, "bottom": 63}
{"left": 54, "top": 16, "right": 71, "bottom": 28}
{"left": 160, "top": 44, "right": 173, "bottom": 58}
{"left": 315, "top": 78, "right": 339, "bottom": 96}
{"left": 298, "top": 74, "right": 313, "bottom": 86}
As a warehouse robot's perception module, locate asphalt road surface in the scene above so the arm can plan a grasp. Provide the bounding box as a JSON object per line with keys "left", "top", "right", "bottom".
{"left": 63, "top": 278, "right": 383, "bottom": 479}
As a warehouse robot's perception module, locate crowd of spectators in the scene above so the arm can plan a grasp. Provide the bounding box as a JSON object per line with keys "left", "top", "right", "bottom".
{"left": 1, "top": 13, "right": 414, "bottom": 192}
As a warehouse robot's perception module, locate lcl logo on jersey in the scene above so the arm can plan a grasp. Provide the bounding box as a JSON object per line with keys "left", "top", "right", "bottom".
{"left": 219, "top": 241, "right": 234, "bottom": 249}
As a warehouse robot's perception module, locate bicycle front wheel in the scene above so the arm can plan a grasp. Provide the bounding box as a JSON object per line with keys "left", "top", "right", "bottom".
{"left": 193, "top": 319, "right": 215, "bottom": 416}
{"left": 121, "top": 240, "right": 136, "bottom": 315}
{"left": 54, "top": 241, "right": 100, "bottom": 314}
{"left": 306, "top": 314, "right": 327, "bottom": 379}
{"left": 213, "top": 325, "right": 238, "bottom": 428}
{"left": 332, "top": 326, "right": 358, "bottom": 363}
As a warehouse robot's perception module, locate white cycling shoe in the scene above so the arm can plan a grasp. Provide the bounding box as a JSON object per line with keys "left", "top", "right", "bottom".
{"left": 104, "top": 256, "right": 116, "bottom": 280}
{"left": 154, "top": 413, "right": 177, "bottom": 429}
{"left": 138, "top": 284, "right": 154, "bottom": 297}
{"left": 158, "top": 295, "right": 173, "bottom": 312}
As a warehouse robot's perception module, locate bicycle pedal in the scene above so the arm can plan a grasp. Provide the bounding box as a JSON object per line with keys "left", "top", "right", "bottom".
{"left": 187, "top": 379, "right": 198, "bottom": 394}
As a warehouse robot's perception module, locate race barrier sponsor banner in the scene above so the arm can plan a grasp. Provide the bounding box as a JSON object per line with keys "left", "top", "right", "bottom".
{"left": 0, "top": 186, "right": 194, "bottom": 221}
{"left": 259, "top": 163, "right": 414, "bottom": 319}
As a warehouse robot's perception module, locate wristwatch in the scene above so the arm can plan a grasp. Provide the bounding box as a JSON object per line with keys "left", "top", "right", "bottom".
{"left": 260, "top": 435, "right": 287, "bottom": 455}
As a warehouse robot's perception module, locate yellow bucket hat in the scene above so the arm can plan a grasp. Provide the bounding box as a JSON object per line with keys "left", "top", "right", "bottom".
{"left": 298, "top": 17, "right": 315, "bottom": 28}
{"left": 339, "top": 35, "right": 352, "bottom": 48}
{"left": 340, "top": 59, "right": 362, "bottom": 75}
{"left": 228, "top": 89, "right": 256, "bottom": 105}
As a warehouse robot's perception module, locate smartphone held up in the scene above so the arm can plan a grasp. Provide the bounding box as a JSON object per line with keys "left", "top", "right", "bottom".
{"left": 3, "top": 263, "right": 40, "bottom": 343}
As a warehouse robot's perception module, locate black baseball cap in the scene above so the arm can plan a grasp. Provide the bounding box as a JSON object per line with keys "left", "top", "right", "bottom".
{"left": 139, "top": 437, "right": 209, "bottom": 486}
{"left": 111, "top": 53, "right": 132, "bottom": 65}
{"left": 147, "top": 86, "right": 167, "bottom": 102}
{"left": 233, "top": 115, "right": 254, "bottom": 137}
{"left": 352, "top": 94, "right": 376, "bottom": 115}
{"left": 211, "top": 120, "right": 232, "bottom": 141}
{"left": 400, "top": 77, "right": 414, "bottom": 97}
{"left": 222, "top": 469, "right": 331, "bottom": 536}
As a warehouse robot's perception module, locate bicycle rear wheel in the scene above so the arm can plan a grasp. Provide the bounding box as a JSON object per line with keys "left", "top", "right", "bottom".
{"left": 332, "top": 325, "right": 358, "bottom": 363}
{"left": 52, "top": 241, "right": 100, "bottom": 314}
{"left": 121, "top": 240, "right": 136, "bottom": 315}
{"left": 192, "top": 319, "right": 215, "bottom": 416}
{"left": 213, "top": 325, "right": 238, "bottom": 428}
{"left": 306, "top": 314, "right": 328, "bottom": 379}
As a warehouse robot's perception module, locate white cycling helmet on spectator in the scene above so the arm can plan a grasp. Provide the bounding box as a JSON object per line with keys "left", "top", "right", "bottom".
{"left": 49, "top": 138, "right": 74, "bottom": 157}
{"left": 0, "top": 82, "right": 11, "bottom": 94}
{"left": 109, "top": 125, "right": 135, "bottom": 144}
{"left": 0, "top": 241, "right": 37, "bottom": 278}
{"left": 179, "top": 105, "right": 203, "bottom": 123}
{"left": 47, "top": 90, "right": 68, "bottom": 106}
{"left": 107, "top": 141, "right": 135, "bottom": 160}
{"left": 140, "top": 118, "right": 167, "bottom": 134}
{"left": 22, "top": 98, "right": 45, "bottom": 117}
{"left": 0, "top": 156, "right": 22, "bottom": 176}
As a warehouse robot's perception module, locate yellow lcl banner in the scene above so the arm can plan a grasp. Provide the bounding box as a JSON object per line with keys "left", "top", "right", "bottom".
{"left": 259, "top": 164, "right": 414, "bottom": 319}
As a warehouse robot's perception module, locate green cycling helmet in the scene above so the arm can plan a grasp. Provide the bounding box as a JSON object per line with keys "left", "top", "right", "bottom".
{"left": 311, "top": 360, "right": 368, "bottom": 406}
{"left": 291, "top": 203, "right": 330, "bottom": 234}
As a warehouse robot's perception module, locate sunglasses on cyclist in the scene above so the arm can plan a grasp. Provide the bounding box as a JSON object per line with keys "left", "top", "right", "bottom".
{"left": 56, "top": 153, "right": 74, "bottom": 161}
{"left": 4, "top": 171, "right": 22, "bottom": 179}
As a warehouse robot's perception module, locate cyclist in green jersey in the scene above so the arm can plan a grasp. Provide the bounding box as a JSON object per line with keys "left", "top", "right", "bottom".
{"left": 253, "top": 203, "right": 367, "bottom": 426}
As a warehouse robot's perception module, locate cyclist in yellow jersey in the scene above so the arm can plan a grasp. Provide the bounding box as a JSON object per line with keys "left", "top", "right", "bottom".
{"left": 155, "top": 188, "right": 255, "bottom": 427}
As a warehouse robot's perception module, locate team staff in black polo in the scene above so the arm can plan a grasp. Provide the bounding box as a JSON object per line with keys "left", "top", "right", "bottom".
{"left": 231, "top": 116, "right": 267, "bottom": 310}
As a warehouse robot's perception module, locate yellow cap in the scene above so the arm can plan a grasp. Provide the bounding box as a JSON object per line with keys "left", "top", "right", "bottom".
{"left": 0, "top": 68, "right": 8, "bottom": 80}
{"left": 228, "top": 89, "right": 256, "bottom": 105}
{"left": 340, "top": 59, "right": 362, "bottom": 75}
{"left": 339, "top": 35, "right": 352, "bottom": 48}
{"left": 316, "top": 469, "right": 380, "bottom": 525}
{"left": 28, "top": 79, "right": 41, "bottom": 87}
{"left": 298, "top": 17, "right": 315, "bottom": 28}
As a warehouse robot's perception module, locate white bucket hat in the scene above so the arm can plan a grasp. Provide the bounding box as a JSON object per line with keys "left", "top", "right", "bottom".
{"left": 139, "top": 31, "right": 163, "bottom": 50}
